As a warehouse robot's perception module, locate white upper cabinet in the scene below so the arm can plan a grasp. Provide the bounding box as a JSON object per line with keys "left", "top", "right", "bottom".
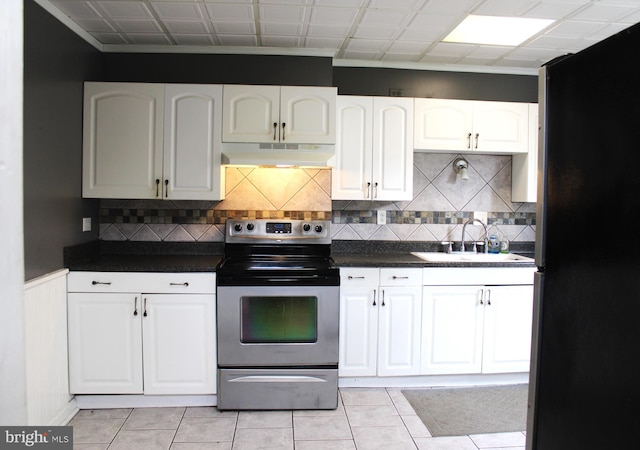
{"left": 414, "top": 98, "right": 529, "bottom": 154}
{"left": 332, "top": 96, "right": 413, "bottom": 201}
{"left": 164, "top": 84, "right": 224, "bottom": 200}
{"left": 512, "top": 103, "right": 539, "bottom": 202}
{"left": 83, "top": 82, "right": 164, "bottom": 199}
{"left": 222, "top": 85, "right": 336, "bottom": 144}
{"left": 83, "top": 82, "right": 224, "bottom": 200}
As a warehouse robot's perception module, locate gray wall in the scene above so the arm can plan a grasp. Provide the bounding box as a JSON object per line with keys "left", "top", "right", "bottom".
{"left": 102, "top": 54, "right": 537, "bottom": 102}
{"left": 23, "top": 0, "right": 102, "bottom": 280}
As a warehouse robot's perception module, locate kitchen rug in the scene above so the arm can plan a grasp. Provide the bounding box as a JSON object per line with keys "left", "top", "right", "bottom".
{"left": 402, "top": 384, "right": 528, "bottom": 437}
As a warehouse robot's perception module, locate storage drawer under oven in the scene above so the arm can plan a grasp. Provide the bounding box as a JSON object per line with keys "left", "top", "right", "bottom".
{"left": 218, "top": 368, "right": 338, "bottom": 410}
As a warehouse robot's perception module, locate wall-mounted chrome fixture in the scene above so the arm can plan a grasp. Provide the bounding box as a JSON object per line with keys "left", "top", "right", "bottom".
{"left": 453, "top": 157, "right": 469, "bottom": 180}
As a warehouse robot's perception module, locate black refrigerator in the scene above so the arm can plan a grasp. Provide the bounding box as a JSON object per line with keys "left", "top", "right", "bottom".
{"left": 527, "top": 22, "right": 640, "bottom": 450}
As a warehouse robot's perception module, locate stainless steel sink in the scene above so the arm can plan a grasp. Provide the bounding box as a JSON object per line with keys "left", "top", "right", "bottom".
{"left": 411, "top": 251, "right": 534, "bottom": 263}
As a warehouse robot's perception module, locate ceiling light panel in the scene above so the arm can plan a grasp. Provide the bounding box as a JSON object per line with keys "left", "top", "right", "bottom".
{"left": 444, "top": 15, "right": 555, "bottom": 46}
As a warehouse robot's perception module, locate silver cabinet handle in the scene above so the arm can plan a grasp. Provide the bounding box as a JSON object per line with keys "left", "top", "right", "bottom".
{"left": 373, "top": 182, "right": 378, "bottom": 199}
{"left": 365, "top": 182, "right": 371, "bottom": 199}
{"left": 91, "top": 281, "right": 111, "bottom": 285}
{"left": 392, "top": 276, "right": 409, "bottom": 279}
{"left": 467, "top": 132, "right": 472, "bottom": 149}
{"left": 486, "top": 289, "right": 491, "bottom": 306}
{"left": 143, "top": 298, "right": 148, "bottom": 317}
{"left": 133, "top": 296, "right": 138, "bottom": 316}
{"left": 155, "top": 179, "right": 160, "bottom": 197}
{"left": 164, "top": 179, "right": 169, "bottom": 198}
{"left": 170, "top": 282, "right": 189, "bottom": 287}
{"left": 475, "top": 133, "right": 479, "bottom": 149}
{"left": 347, "top": 276, "right": 365, "bottom": 280}
{"left": 381, "top": 290, "right": 385, "bottom": 307}
{"left": 372, "top": 289, "right": 377, "bottom": 306}
{"left": 273, "top": 122, "right": 278, "bottom": 140}
{"left": 478, "top": 289, "right": 484, "bottom": 305}
{"left": 281, "top": 122, "right": 286, "bottom": 141}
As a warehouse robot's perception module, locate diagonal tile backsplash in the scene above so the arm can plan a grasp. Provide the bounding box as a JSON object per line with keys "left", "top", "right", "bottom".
{"left": 332, "top": 152, "right": 535, "bottom": 244}
{"left": 99, "top": 153, "right": 535, "bottom": 244}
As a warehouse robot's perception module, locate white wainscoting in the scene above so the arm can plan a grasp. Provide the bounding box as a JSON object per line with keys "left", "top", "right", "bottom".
{"left": 24, "top": 269, "right": 77, "bottom": 425}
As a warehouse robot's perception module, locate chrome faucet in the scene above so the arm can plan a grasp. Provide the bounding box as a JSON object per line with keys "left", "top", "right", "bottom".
{"left": 461, "top": 219, "right": 488, "bottom": 253}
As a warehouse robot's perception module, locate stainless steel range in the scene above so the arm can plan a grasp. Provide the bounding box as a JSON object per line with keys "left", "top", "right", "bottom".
{"left": 215, "top": 219, "right": 340, "bottom": 410}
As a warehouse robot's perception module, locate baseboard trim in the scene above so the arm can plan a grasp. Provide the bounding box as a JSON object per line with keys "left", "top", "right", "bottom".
{"left": 74, "top": 395, "right": 216, "bottom": 409}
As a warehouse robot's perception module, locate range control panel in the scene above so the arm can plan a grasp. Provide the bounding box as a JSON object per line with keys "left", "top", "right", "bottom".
{"left": 226, "top": 219, "right": 331, "bottom": 244}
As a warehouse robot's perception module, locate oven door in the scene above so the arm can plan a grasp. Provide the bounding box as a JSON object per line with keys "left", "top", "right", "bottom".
{"left": 217, "top": 285, "right": 339, "bottom": 367}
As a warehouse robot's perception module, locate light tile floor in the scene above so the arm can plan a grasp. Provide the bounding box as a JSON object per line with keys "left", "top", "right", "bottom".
{"left": 70, "top": 388, "right": 526, "bottom": 450}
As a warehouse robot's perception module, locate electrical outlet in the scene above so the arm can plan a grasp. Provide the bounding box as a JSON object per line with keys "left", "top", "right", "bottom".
{"left": 377, "top": 210, "right": 387, "bottom": 225}
{"left": 82, "top": 217, "right": 91, "bottom": 232}
{"left": 474, "top": 211, "right": 487, "bottom": 224}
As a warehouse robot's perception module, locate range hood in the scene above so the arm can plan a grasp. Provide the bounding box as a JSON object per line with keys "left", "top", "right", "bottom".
{"left": 221, "top": 143, "right": 335, "bottom": 167}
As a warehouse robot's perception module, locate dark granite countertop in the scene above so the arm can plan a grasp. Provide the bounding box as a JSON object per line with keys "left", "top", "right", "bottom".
{"left": 64, "top": 240, "right": 536, "bottom": 272}
{"left": 64, "top": 241, "right": 223, "bottom": 272}
{"left": 330, "top": 240, "right": 536, "bottom": 268}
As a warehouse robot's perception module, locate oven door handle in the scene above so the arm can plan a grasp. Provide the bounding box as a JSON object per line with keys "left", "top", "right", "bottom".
{"left": 228, "top": 375, "right": 326, "bottom": 383}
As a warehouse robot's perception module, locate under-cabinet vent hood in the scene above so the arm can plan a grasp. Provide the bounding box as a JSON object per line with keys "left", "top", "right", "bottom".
{"left": 221, "top": 143, "right": 335, "bottom": 167}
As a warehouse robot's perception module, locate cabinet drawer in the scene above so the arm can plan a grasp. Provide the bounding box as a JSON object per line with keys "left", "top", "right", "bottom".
{"left": 422, "top": 267, "right": 534, "bottom": 286}
{"left": 340, "top": 268, "right": 379, "bottom": 286}
{"left": 379, "top": 268, "right": 422, "bottom": 286}
{"left": 68, "top": 272, "right": 216, "bottom": 294}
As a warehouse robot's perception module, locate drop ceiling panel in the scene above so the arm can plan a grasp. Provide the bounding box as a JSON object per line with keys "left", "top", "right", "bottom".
{"left": 95, "top": 1, "right": 155, "bottom": 19}
{"left": 37, "top": 0, "right": 640, "bottom": 74}
{"left": 150, "top": 3, "right": 206, "bottom": 20}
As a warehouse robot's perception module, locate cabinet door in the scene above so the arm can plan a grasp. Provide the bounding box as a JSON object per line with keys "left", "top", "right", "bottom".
{"left": 332, "top": 96, "right": 373, "bottom": 200}
{"left": 339, "top": 285, "right": 379, "bottom": 377}
{"left": 164, "top": 85, "right": 224, "bottom": 200}
{"left": 481, "top": 285, "right": 534, "bottom": 374}
{"left": 421, "top": 286, "right": 484, "bottom": 375}
{"left": 222, "top": 85, "right": 280, "bottom": 143}
{"left": 473, "top": 101, "right": 529, "bottom": 153}
{"left": 142, "top": 294, "right": 216, "bottom": 395}
{"left": 414, "top": 98, "right": 473, "bottom": 151}
{"left": 280, "top": 86, "right": 336, "bottom": 144}
{"left": 377, "top": 286, "right": 422, "bottom": 376}
{"left": 83, "top": 82, "right": 164, "bottom": 198}
{"left": 68, "top": 293, "right": 143, "bottom": 394}
{"left": 372, "top": 97, "right": 414, "bottom": 201}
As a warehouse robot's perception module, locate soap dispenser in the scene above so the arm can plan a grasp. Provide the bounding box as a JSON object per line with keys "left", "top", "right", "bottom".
{"left": 487, "top": 224, "right": 501, "bottom": 254}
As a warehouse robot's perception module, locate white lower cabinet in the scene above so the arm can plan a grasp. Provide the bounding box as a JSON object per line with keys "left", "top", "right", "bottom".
{"left": 339, "top": 267, "right": 422, "bottom": 377}
{"left": 67, "top": 272, "right": 216, "bottom": 395}
{"left": 420, "top": 268, "right": 534, "bottom": 375}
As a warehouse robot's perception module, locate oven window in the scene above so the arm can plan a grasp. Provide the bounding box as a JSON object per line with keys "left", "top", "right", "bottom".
{"left": 240, "top": 296, "right": 317, "bottom": 343}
